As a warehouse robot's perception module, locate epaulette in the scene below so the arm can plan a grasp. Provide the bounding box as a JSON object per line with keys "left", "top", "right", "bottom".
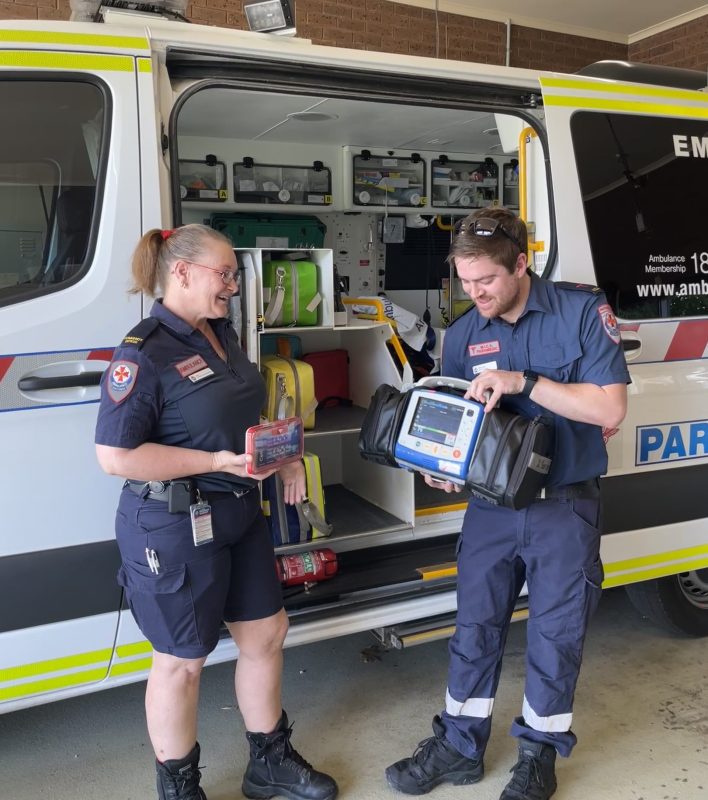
{"left": 120, "top": 317, "right": 160, "bottom": 349}
{"left": 446, "top": 303, "right": 477, "bottom": 329}
{"left": 554, "top": 281, "right": 602, "bottom": 294}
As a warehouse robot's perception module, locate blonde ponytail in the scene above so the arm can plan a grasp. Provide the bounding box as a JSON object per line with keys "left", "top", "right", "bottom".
{"left": 129, "top": 224, "right": 231, "bottom": 297}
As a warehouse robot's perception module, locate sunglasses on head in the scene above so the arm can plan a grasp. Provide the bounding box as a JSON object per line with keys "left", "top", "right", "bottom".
{"left": 455, "top": 217, "right": 524, "bottom": 252}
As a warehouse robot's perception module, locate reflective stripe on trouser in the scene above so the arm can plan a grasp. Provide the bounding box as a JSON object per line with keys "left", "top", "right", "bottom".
{"left": 440, "top": 495, "right": 602, "bottom": 760}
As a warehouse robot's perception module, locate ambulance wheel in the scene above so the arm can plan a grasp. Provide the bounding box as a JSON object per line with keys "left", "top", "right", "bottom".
{"left": 625, "top": 571, "right": 708, "bottom": 637}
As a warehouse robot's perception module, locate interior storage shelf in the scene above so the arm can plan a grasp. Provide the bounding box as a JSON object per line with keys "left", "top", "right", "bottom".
{"left": 321, "top": 484, "right": 406, "bottom": 536}
{"left": 178, "top": 158, "right": 227, "bottom": 202}
{"left": 431, "top": 157, "right": 499, "bottom": 209}
{"left": 502, "top": 159, "right": 520, "bottom": 208}
{"left": 230, "top": 250, "right": 417, "bottom": 550}
{"left": 274, "top": 484, "right": 409, "bottom": 556}
{"left": 233, "top": 160, "right": 333, "bottom": 206}
{"left": 304, "top": 405, "right": 368, "bottom": 436}
{"left": 348, "top": 149, "right": 427, "bottom": 208}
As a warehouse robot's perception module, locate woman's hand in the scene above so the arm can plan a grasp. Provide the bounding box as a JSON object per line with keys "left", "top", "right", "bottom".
{"left": 210, "top": 450, "right": 277, "bottom": 480}
{"left": 278, "top": 460, "right": 307, "bottom": 505}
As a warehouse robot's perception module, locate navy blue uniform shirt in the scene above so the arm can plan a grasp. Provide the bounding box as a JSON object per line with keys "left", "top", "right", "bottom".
{"left": 442, "top": 273, "right": 630, "bottom": 486}
{"left": 95, "top": 300, "right": 266, "bottom": 492}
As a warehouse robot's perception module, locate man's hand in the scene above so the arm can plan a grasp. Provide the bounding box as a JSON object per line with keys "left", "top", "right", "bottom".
{"left": 423, "top": 474, "right": 463, "bottom": 493}
{"left": 464, "top": 369, "right": 627, "bottom": 429}
{"left": 465, "top": 369, "right": 523, "bottom": 412}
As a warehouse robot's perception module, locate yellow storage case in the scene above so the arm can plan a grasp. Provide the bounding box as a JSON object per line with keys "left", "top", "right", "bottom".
{"left": 261, "top": 355, "right": 317, "bottom": 429}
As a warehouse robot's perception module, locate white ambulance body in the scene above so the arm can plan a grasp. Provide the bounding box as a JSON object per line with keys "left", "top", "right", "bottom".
{"left": 0, "top": 14, "right": 706, "bottom": 714}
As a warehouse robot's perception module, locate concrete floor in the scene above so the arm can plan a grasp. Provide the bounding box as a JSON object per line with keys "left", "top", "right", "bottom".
{"left": 2, "top": 588, "right": 707, "bottom": 800}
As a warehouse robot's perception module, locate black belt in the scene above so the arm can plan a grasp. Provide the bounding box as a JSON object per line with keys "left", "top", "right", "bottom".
{"left": 537, "top": 479, "right": 599, "bottom": 501}
{"left": 125, "top": 479, "right": 254, "bottom": 504}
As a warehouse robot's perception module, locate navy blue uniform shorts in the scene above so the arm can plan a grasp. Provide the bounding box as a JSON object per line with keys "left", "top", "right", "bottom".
{"left": 115, "top": 487, "right": 284, "bottom": 659}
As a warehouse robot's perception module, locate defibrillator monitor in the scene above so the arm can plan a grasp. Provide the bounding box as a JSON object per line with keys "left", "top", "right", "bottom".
{"left": 394, "top": 388, "right": 485, "bottom": 483}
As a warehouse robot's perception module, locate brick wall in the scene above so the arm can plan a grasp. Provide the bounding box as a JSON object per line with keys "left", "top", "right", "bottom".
{"left": 629, "top": 15, "right": 708, "bottom": 71}
{"left": 3, "top": 0, "right": 706, "bottom": 73}
{"left": 509, "top": 25, "right": 626, "bottom": 73}
{"left": 1, "top": 0, "right": 69, "bottom": 21}
{"left": 198, "top": 0, "right": 625, "bottom": 70}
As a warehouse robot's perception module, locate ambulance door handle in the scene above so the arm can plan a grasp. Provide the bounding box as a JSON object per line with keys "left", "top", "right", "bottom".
{"left": 17, "top": 359, "right": 109, "bottom": 404}
{"left": 18, "top": 371, "right": 104, "bottom": 391}
{"left": 620, "top": 333, "right": 641, "bottom": 361}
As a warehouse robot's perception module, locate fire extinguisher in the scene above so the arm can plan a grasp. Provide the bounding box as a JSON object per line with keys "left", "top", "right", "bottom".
{"left": 276, "top": 549, "right": 338, "bottom": 587}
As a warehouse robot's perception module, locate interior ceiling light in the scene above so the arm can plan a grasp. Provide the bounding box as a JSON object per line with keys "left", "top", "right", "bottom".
{"left": 286, "top": 112, "right": 339, "bottom": 122}
{"left": 244, "top": 0, "right": 295, "bottom": 34}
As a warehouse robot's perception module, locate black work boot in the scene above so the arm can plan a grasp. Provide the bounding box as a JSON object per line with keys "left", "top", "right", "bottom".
{"left": 385, "top": 715, "right": 484, "bottom": 795}
{"left": 500, "top": 739, "right": 557, "bottom": 800}
{"left": 242, "top": 711, "right": 338, "bottom": 800}
{"left": 155, "top": 742, "right": 207, "bottom": 800}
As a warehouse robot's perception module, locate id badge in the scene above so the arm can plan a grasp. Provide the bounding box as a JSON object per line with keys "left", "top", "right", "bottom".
{"left": 190, "top": 501, "right": 213, "bottom": 546}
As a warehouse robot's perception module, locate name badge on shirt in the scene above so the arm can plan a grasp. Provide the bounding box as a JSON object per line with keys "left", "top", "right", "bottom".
{"left": 468, "top": 341, "right": 500, "bottom": 357}
{"left": 188, "top": 367, "right": 215, "bottom": 383}
{"left": 175, "top": 355, "right": 214, "bottom": 383}
{"left": 473, "top": 360, "right": 497, "bottom": 375}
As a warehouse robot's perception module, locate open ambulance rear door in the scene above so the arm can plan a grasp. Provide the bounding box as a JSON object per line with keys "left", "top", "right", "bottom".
{"left": 0, "top": 28, "right": 145, "bottom": 710}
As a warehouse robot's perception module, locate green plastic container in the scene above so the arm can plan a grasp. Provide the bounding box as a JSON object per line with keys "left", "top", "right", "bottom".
{"left": 210, "top": 213, "right": 326, "bottom": 249}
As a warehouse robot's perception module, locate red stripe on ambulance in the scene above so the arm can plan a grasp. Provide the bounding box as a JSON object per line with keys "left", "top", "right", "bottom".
{"left": 0, "top": 356, "right": 14, "bottom": 383}
{"left": 664, "top": 320, "right": 708, "bottom": 361}
{"left": 88, "top": 349, "right": 114, "bottom": 361}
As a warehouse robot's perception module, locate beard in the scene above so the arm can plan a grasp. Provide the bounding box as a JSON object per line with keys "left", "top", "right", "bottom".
{"left": 476, "top": 281, "right": 521, "bottom": 319}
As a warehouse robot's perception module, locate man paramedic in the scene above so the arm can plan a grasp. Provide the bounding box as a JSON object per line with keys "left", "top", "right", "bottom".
{"left": 385, "top": 207, "right": 629, "bottom": 800}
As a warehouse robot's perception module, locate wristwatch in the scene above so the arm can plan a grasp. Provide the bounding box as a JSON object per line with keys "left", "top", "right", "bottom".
{"left": 521, "top": 369, "right": 539, "bottom": 397}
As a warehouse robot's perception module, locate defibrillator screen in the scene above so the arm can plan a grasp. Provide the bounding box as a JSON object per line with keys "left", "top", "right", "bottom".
{"left": 409, "top": 397, "right": 464, "bottom": 446}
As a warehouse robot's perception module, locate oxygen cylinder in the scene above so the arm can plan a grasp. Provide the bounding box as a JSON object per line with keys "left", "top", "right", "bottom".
{"left": 276, "top": 549, "right": 338, "bottom": 586}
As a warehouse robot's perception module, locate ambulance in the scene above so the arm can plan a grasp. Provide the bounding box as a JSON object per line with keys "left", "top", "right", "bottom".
{"left": 1, "top": 7, "right": 707, "bottom": 715}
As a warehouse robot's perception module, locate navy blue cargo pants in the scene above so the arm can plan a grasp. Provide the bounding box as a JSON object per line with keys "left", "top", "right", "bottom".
{"left": 440, "top": 491, "right": 603, "bottom": 759}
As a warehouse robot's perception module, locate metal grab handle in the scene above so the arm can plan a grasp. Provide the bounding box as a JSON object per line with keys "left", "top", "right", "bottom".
{"left": 18, "top": 372, "right": 104, "bottom": 391}
{"left": 518, "top": 126, "right": 545, "bottom": 257}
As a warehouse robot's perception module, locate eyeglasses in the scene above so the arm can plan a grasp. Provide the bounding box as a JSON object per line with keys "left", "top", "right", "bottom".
{"left": 188, "top": 260, "right": 241, "bottom": 287}
{"left": 455, "top": 217, "right": 525, "bottom": 252}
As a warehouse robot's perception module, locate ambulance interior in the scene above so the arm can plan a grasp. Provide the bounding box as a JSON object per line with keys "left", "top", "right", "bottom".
{"left": 172, "top": 83, "right": 552, "bottom": 619}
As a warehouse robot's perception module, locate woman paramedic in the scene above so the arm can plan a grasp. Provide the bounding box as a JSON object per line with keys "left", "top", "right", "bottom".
{"left": 94, "top": 224, "right": 337, "bottom": 800}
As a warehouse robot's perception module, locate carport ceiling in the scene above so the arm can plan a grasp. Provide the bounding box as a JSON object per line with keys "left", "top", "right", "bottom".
{"left": 397, "top": 1, "right": 707, "bottom": 41}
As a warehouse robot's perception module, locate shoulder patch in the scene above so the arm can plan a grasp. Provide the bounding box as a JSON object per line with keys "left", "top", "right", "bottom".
{"left": 121, "top": 317, "right": 159, "bottom": 349}
{"left": 554, "top": 281, "right": 602, "bottom": 294}
{"left": 107, "top": 360, "right": 139, "bottom": 403}
{"left": 598, "top": 304, "right": 621, "bottom": 345}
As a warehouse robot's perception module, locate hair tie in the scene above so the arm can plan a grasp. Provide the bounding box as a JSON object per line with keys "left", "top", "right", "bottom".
{"left": 160, "top": 229, "right": 175, "bottom": 241}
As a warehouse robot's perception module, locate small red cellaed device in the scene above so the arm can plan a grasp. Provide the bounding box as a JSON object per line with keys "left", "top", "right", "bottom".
{"left": 245, "top": 416, "right": 304, "bottom": 475}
